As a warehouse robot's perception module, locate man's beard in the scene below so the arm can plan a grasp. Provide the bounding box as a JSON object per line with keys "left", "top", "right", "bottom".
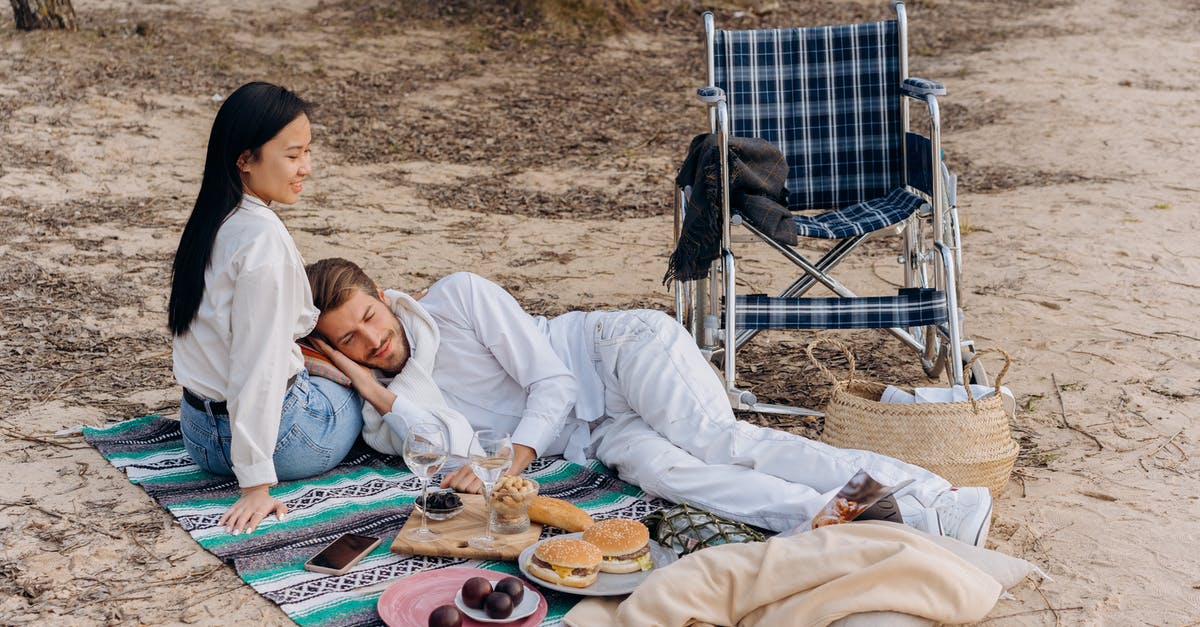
{"left": 363, "top": 313, "right": 407, "bottom": 375}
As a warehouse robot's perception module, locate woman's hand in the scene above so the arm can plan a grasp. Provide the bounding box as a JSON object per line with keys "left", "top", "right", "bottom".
{"left": 220, "top": 484, "right": 286, "bottom": 534}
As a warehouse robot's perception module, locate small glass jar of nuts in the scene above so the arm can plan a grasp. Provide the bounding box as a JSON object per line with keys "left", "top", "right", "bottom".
{"left": 490, "top": 475, "right": 539, "bottom": 534}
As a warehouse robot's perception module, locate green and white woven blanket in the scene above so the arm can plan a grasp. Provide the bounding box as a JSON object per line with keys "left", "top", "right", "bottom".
{"left": 84, "top": 415, "right": 669, "bottom": 626}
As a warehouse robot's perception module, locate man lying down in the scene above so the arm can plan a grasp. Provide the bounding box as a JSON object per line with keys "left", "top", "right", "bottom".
{"left": 304, "top": 258, "right": 993, "bottom": 546}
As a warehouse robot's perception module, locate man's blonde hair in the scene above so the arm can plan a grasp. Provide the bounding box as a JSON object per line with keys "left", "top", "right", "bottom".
{"left": 305, "top": 258, "right": 379, "bottom": 313}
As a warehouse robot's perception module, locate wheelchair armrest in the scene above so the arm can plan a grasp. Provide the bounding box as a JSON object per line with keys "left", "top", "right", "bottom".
{"left": 901, "top": 77, "right": 946, "bottom": 98}
{"left": 696, "top": 86, "right": 726, "bottom": 104}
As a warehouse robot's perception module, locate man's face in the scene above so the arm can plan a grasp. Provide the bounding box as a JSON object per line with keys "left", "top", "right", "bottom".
{"left": 315, "top": 289, "right": 406, "bottom": 374}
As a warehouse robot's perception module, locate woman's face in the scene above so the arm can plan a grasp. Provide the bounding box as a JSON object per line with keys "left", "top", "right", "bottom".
{"left": 238, "top": 113, "right": 312, "bottom": 205}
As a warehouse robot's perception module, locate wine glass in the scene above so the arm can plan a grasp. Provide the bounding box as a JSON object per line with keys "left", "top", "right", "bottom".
{"left": 467, "top": 429, "right": 513, "bottom": 551}
{"left": 402, "top": 422, "right": 449, "bottom": 542}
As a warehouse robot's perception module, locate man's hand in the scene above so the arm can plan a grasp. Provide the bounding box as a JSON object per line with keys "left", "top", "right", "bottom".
{"left": 441, "top": 464, "right": 484, "bottom": 494}
{"left": 439, "top": 444, "right": 537, "bottom": 494}
{"left": 220, "top": 484, "right": 286, "bottom": 535}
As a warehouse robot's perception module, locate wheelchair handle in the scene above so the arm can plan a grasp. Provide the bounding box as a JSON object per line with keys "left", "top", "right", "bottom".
{"left": 696, "top": 86, "right": 726, "bottom": 104}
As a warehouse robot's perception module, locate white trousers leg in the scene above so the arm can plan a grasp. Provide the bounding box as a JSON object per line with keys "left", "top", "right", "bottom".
{"left": 588, "top": 310, "right": 951, "bottom": 532}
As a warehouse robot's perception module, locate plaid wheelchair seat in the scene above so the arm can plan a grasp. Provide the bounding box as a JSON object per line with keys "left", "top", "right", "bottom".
{"left": 731, "top": 288, "right": 948, "bottom": 331}
{"left": 714, "top": 20, "right": 904, "bottom": 215}
{"left": 792, "top": 187, "right": 926, "bottom": 239}
{"left": 671, "top": 5, "right": 979, "bottom": 408}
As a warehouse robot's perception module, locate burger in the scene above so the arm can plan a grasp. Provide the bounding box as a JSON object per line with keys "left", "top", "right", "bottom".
{"left": 527, "top": 537, "right": 603, "bottom": 588}
{"left": 580, "top": 518, "right": 653, "bottom": 574}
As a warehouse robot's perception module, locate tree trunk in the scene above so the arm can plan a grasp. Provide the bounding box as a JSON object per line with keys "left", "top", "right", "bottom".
{"left": 11, "top": 0, "right": 77, "bottom": 31}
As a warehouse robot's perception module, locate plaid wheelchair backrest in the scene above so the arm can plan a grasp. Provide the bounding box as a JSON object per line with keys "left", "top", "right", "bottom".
{"left": 712, "top": 20, "right": 904, "bottom": 211}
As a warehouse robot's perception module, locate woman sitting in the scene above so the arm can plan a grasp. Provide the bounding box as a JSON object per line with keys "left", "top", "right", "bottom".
{"left": 168, "top": 82, "right": 363, "bottom": 535}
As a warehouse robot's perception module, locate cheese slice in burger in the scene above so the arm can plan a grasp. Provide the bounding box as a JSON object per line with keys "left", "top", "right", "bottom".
{"left": 527, "top": 537, "right": 603, "bottom": 588}
{"left": 581, "top": 518, "right": 653, "bottom": 574}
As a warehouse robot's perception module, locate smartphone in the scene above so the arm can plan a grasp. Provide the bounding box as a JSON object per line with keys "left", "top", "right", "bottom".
{"left": 303, "top": 533, "right": 382, "bottom": 576}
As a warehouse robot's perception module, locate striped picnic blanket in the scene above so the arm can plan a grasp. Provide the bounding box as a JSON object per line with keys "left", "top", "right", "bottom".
{"left": 84, "top": 415, "right": 670, "bottom": 626}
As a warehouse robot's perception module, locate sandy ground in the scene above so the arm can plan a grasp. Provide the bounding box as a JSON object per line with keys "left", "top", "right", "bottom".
{"left": 2, "top": 0, "right": 1198, "bottom": 624}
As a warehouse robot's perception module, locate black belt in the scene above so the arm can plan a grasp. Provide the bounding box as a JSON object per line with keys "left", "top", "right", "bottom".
{"left": 183, "top": 388, "right": 226, "bottom": 414}
{"left": 183, "top": 375, "right": 297, "bottom": 416}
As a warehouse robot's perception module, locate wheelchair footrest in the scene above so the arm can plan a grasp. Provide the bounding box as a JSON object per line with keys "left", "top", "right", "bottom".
{"left": 730, "top": 288, "right": 948, "bottom": 330}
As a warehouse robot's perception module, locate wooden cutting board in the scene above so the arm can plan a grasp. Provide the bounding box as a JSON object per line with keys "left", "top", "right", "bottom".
{"left": 390, "top": 493, "right": 542, "bottom": 561}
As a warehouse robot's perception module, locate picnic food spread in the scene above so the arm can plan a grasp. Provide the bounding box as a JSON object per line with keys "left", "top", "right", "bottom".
{"left": 526, "top": 537, "right": 604, "bottom": 588}
{"left": 581, "top": 518, "right": 653, "bottom": 573}
{"left": 491, "top": 476, "right": 539, "bottom": 533}
{"left": 528, "top": 496, "right": 595, "bottom": 532}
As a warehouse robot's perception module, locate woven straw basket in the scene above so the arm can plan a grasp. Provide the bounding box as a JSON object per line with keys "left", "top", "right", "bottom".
{"left": 807, "top": 338, "right": 1019, "bottom": 498}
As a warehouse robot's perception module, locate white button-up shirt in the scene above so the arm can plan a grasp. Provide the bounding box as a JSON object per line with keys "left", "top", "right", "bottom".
{"left": 379, "top": 273, "right": 604, "bottom": 462}
{"left": 172, "top": 194, "right": 318, "bottom": 487}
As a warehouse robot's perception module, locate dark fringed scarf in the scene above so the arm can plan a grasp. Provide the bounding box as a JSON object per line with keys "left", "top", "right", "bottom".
{"left": 664, "top": 134, "right": 794, "bottom": 284}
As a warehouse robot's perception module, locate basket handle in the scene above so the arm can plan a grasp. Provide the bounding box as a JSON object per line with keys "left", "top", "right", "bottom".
{"left": 805, "top": 337, "right": 856, "bottom": 386}
{"left": 962, "top": 348, "right": 1012, "bottom": 405}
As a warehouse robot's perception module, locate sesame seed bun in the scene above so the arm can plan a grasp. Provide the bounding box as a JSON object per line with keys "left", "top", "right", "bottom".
{"left": 527, "top": 537, "right": 602, "bottom": 588}
{"left": 581, "top": 518, "right": 649, "bottom": 557}
{"left": 532, "top": 537, "right": 602, "bottom": 569}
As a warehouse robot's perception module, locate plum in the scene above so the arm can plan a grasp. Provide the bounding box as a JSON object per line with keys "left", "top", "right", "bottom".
{"left": 460, "top": 577, "right": 492, "bottom": 609}
{"left": 484, "top": 591, "right": 514, "bottom": 619}
{"left": 494, "top": 577, "right": 525, "bottom": 606}
{"left": 428, "top": 604, "right": 462, "bottom": 627}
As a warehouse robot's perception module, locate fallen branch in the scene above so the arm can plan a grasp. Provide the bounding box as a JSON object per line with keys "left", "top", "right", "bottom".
{"left": 1141, "top": 428, "right": 1185, "bottom": 461}
{"left": 180, "top": 578, "right": 246, "bottom": 607}
{"left": 1155, "top": 330, "right": 1200, "bottom": 342}
{"left": 38, "top": 370, "right": 90, "bottom": 404}
{"left": 0, "top": 425, "right": 90, "bottom": 450}
{"left": 1113, "top": 327, "right": 1158, "bottom": 340}
{"left": 980, "top": 606, "right": 1086, "bottom": 622}
{"left": 1051, "top": 373, "right": 1104, "bottom": 451}
{"left": 0, "top": 498, "right": 124, "bottom": 540}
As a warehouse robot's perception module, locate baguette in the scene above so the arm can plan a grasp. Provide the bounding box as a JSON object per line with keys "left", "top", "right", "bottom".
{"left": 528, "top": 496, "right": 595, "bottom": 532}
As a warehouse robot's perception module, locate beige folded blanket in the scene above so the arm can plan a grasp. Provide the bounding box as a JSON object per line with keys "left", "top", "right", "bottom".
{"left": 565, "top": 521, "right": 1007, "bottom": 627}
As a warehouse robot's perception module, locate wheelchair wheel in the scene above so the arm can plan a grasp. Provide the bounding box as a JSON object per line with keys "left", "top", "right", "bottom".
{"left": 966, "top": 349, "right": 989, "bottom": 386}
{"left": 943, "top": 344, "right": 989, "bottom": 386}
{"left": 901, "top": 211, "right": 945, "bottom": 379}
{"left": 904, "top": 165, "right": 966, "bottom": 381}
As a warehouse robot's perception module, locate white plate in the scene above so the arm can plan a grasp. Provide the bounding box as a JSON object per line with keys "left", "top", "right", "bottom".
{"left": 453, "top": 581, "right": 539, "bottom": 623}
{"left": 517, "top": 532, "right": 678, "bottom": 596}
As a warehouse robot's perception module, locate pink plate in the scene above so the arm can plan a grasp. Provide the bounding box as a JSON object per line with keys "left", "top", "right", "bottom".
{"left": 377, "top": 567, "right": 547, "bottom": 627}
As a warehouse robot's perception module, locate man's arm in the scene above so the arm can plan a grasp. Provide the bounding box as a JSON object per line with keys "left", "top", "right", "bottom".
{"left": 431, "top": 273, "right": 578, "bottom": 489}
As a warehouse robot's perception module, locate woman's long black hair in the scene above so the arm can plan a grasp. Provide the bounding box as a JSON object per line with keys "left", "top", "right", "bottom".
{"left": 168, "top": 82, "right": 311, "bottom": 336}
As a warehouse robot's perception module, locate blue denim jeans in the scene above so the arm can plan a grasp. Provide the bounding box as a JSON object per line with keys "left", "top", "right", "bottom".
{"left": 179, "top": 370, "right": 364, "bottom": 481}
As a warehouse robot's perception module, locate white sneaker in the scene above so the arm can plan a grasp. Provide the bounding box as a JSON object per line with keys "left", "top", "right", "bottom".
{"left": 903, "top": 506, "right": 943, "bottom": 537}
{"left": 932, "top": 487, "right": 993, "bottom": 547}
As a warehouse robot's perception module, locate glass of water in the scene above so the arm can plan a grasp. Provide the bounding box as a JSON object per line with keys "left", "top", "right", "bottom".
{"left": 467, "top": 429, "right": 513, "bottom": 551}
{"left": 402, "top": 422, "right": 449, "bottom": 542}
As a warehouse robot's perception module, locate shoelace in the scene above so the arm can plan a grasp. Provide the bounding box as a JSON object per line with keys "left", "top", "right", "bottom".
{"left": 934, "top": 494, "right": 968, "bottom": 538}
